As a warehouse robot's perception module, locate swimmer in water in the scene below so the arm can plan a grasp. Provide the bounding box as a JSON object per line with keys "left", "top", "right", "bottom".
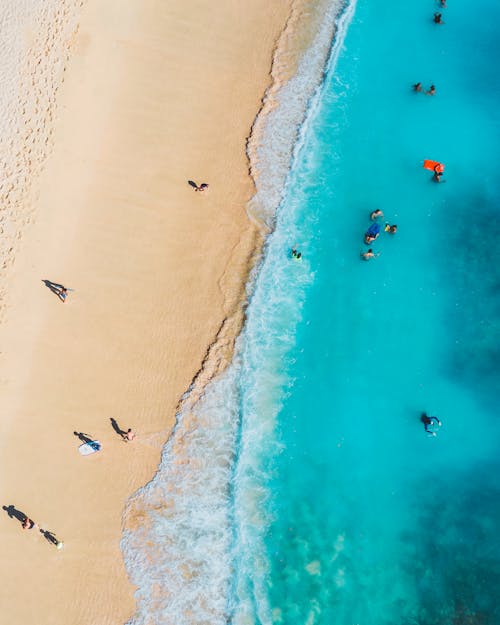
{"left": 384, "top": 223, "right": 397, "bottom": 234}
{"left": 421, "top": 412, "right": 442, "bottom": 436}
{"left": 364, "top": 233, "right": 379, "bottom": 245}
{"left": 370, "top": 209, "right": 384, "bottom": 220}
{"left": 413, "top": 82, "right": 423, "bottom": 93}
{"left": 426, "top": 85, "right": 436, "bottom": 96}
{"left": 361, "top": 249, "right": 378, "bottom": 261}
{"left": 433, "top": 163, "right": 445, "bottom": 183}
{"left": 291, "top": 248, "right": 302, "bottom": 260}
{"left": 434, "top": 12, "right": 444, "bottom": 24}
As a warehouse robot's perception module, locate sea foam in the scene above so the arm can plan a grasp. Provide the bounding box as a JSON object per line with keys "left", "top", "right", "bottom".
{"left": 121, "top": 2, "right": 355, "bottom": 624}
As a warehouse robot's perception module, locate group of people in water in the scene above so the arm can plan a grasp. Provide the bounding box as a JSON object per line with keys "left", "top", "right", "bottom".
{"left": 361, "top": 2, "right": 450, "bottom": 258}
{"left": 360, "top": 209, "right": 397, "bottom": 260}
{"left": 364, "top": 3, "right": 446, "bottom": 434}
{"left": 413, "top": 82, "right": 436, "bottom": 96}
{"left": 434, "top": 0, "right": 447, "bottom": 22}
{"left": 289, "top": 3, "right": 447, "bottom": 436}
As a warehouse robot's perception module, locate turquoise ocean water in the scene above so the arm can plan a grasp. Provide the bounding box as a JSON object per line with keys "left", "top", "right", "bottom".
{"left": 231, "top": 1, "right": 500, "bottom": 624}
{"left": 122, "top": 1, "right": 500, "bottom": 623}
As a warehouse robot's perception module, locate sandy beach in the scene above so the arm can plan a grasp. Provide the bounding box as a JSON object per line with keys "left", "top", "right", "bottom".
{"left": 0, "top": 0, "right": 293, "bottom": 623}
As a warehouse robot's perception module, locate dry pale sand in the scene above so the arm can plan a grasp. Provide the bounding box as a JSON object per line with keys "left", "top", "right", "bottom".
{"left": 0, "top": 0, "right": 293, "bottom": 623}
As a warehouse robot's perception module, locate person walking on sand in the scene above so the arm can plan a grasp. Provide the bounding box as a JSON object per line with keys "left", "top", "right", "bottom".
{"left": 42, "top": 279, "right": 71, "bottom": 303}
{"left": 40, "top": 528, "right": 64, "bottom": 549}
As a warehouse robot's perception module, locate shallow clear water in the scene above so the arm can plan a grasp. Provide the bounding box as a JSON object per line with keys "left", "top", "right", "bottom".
{"left": 233, "top": 1, "right": 500, "bottom": 624}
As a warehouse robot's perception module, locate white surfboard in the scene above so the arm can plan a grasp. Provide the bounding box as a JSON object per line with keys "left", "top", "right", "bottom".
{"left": 78, "top": 440, "right": 101, "bottom": 455}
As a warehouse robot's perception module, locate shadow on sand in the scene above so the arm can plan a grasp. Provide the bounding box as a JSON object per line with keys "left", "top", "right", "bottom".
{"left": 2, "top": 504, "right": 28, "bottom": 525}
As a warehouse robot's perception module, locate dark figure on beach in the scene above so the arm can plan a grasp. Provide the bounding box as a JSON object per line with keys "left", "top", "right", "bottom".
{"left": 434, "top": 12, "right": 444, "bottom": 24}
{"left": 413, "top": 82, "right": 423, "bottom": 93}
{"left": 384, "top": 223, "right": 397, "bottom": 234}
{"left": 426, "top": 85, "right": 436, "bottom": 96}
{"left": 421, "top": 412, "right": 442, "bottom": 436}
{"left": 291, "top": 248, "right": 302, "bottom": 260}
{"left": 42, "top": 280, "right": 70, "bottom": 302}
{"left": 110, "top": 418, "right": 135, "bottom": 442}
{"left": 22, "top": 516, "right": 38, "bottom": 530}
{"left": 188, "top": 180, "right": 209, "bottom": 192}
{"left": 370, "top": 209, "right": 384, "bottom": 220}
{"left": 3, "top": 505, "right": 30, "bottom": 525}
{"left": 124, "top": 428, "right": 136, "bottom": 442}
{"left": 40, "top": 528, "right": 63, "bottom": 549}
{"left": 74, "top": 431, "right": 94, "bottom": 444}
{"left": 361, "top": 249, "right": 377, "bottom": 261}
{"left": 3, "top": 505, "right": 38, "bottom": 530}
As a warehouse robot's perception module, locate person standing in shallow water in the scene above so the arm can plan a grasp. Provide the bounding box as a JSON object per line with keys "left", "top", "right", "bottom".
{"left": 370, "top": 209, "right": 384, "bottom": 220}
{"left": 421, "top": 412, "right": 442, "bottom": 436}
{"left": 361, "top": 249, "right": 378, "bottom": 261}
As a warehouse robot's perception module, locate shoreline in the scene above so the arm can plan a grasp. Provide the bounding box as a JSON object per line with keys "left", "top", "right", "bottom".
{"left": 0, "top": 1, "right": 297, "bottom": 624}
{"left": 121, "top": 1, "right": 350, "bottom": 622}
